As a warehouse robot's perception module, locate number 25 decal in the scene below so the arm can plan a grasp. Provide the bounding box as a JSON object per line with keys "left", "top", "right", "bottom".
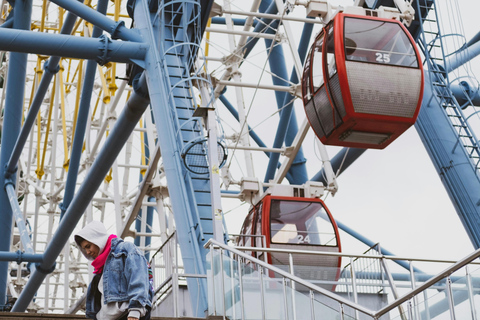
{"left": 375, "top": 52, "right": 391, "bottom": 63}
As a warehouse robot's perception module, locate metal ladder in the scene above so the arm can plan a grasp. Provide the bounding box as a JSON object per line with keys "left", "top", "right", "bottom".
{"left": 159, "top": 0, "right": 215, "bottom": 246}
{"left": 415, "top": 0, "right": 480, "bottom": 174}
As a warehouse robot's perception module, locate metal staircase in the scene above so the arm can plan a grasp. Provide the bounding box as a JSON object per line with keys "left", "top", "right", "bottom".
{"left": 160, "top": 1, "right": 215, "bottom": 242}
{"left": 137, "top": 0, "right": 223, "bottom": 315}
{"left": 415, "top": 0, "right": 480, "bottom": 174}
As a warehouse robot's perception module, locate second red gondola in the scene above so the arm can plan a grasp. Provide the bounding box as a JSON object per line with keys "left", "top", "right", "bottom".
{"left": 237, "top": 194, "right": 341, "bottom": 289}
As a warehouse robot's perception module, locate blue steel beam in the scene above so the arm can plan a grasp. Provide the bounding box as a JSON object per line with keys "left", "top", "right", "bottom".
{"left": 450, "top": 83, "right": 480, "bottom": 106}
{"left": 5, "top": 8, "right": 82, "bottom": 180}
{"left": 335, "top": 218, "right": 423, "bottom": 273}
{"left": 445, "top": 38, "right": 480, "bottom": 74}
{"left": 258, "top": 0, "right": 308, "bottom": 185}
{"left": 0, "top": 29, "right": 147, "bottom": 63}
{"left": 0, "top": 0, "right": 32, "bottom": 307}
{"left": 135, "top": 135, "right": 154, "bottom": 261}
{"left": 218, "top": 94, "right": 270, "bottom": 150}
{"left": 5, "top": 183, "right": 34, "bottom": 255}
{"left": 11, "top": 74, "right": 151, "bottom": 312}
{"left": 219, "top": 93, "right": 296, "bottom": 182}
{"left": 211, "top": 17, "right": 248, "bottom": 26}
{"left": 49, "top": 0, "right": 140, "bottom": 41}
{"left": 0, "top": 11, "right": 14, "bottom": 28}
{"left": 311, "top": 148, "right": 367, "bottom": 184}
{"left": 134, "top": 0, "right": 209, "bottom": 315}
{"left": 269, "top": 18, "right": 314, "bottom": 185}
{"left": 242, "top": 1, "right": 277, "bottom": 58}
{"left": 415, "top": 76, "right": 480, "bottom": 248}
{"left": 466, "top": 31, "right": 480, "bottom": 48}
{"left": 0, "top": 253, "right": 43, "bottom": 264}
{"left": 60, "top": 0, "right": 110, "bottom": 219}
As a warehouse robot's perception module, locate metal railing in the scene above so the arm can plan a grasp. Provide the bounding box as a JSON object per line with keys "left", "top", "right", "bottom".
{"left": 205, "top": 239, "right": 480, "bottom": 320}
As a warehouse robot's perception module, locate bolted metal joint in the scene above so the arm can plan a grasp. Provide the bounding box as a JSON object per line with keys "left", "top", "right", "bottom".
{"left": 43, "top": 60, "right": 60, "bottom": 74}
{"left": 4, "top": 165, "right": 17, "bottom": 181}
{"left": 15, "top": 250, "right": 24, "bottom": 265}
{"left": 110, "top": 20, "right": 126, "bottom": 40}
{"left": 34, "top": 262, "right": 56, "bottom": 275}
{"left": 97, "top": 34, "right": 113, "bottom": 66}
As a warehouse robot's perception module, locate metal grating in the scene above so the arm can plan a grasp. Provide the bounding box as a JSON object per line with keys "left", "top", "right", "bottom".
{"left": 346, "top": 61, "right": 422, "bottom": 118}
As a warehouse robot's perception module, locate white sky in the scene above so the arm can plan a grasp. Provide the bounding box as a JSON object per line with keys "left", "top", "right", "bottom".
{"left": 218, "top": 0, "right": 479, "bottom": 264}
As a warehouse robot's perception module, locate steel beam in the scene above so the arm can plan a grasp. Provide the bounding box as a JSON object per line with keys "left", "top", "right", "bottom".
{"left": 60, "top": 0, "right": 110, "bottom": 219}
{"left": 134, "top": 0, "right": 209, "bottom": 315}
{"left": 48, "top": 0, "right": 139, "bottom": 41}
{"left": 0, "top": 0, "right": 32, "bottom": 306}
{"left": 257, "top": 0, "right": 308, "bottom": 185}
{"left": 11, "top": 74, "right": 150, "bottom": 312}
{"left": 415, "top": 77, "right": 480, "bottom": 248}
{"left": 0, "top": 29, "right": 147, "bottom": 63}
{"left": 5, "top": 5, "right": 83, "bottom": 180}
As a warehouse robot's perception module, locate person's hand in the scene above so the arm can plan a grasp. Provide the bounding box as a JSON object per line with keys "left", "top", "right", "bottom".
{"left": 127, "top": 317, "right": 138, "bottom": 320}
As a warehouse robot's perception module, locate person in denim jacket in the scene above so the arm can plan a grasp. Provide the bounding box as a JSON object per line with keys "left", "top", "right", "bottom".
{"left": 74, "top": 221, "right": 153, "bottom": 320}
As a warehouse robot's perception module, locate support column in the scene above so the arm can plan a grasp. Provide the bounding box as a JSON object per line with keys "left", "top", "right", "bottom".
{"left": 60, "top": 0, "right": 110, "bottom": 219}
{"left": 0, "top": 0, "right": 32, "bottom": 307}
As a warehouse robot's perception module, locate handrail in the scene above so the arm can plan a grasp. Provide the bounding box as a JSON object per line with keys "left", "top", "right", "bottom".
{"left": 204, "top": 238, "right": 377, "bottom": 318}
{"left": 374, "top": 246, "right": 480, "bottom": 318}
{"left": 232, "top": 245, "right": 480, "bottom": 265}
{"left": 150, "top": 231, "right": 176, "bottom": 263}
{"left": 205, "top": 239, "right": 480, "bottom": 320}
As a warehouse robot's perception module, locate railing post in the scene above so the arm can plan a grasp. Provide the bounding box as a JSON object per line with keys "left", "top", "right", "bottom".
{"left": 230, "top": 254, "right": 236, "bottom": 319}
{"left": 210, "top": 244, "right": 217, "bottom": 316}
{"left": 446, "top": 276, "right": 457, "bottom": 320}
{"left": 220, "top": 248, "right": 226, "bottom": 316}
{"left": 238, "top": 256, "right": 245, "bottom": 320}
{"left": 309, "top": 290, "right": 315, "bottom": 320}
{"left": 423, "top": 289, "right": 431, "bottom": 320}
{"left": 263, "top": 235, "right": 268, "bottom": 263}
{"left": 173, "top": 272, "right": 179, "bottom": 318}
{"left": 260, "top": 266, "right": 266, "bottom": 320}
{"left": 465, "top": 266, "right": 478, "bottom": 320}
{"left": 407, "top": 300, "right": 414, "bottom": 320}
{"left": 409, "top": 262, "right": 421, "bottom": 320}
{"left": 350, "top": 258, "right": 360, "bottom": 320}
{"left": 380, "top": 256, "right": 407, "bottom": 320}
{"left": 282, "top": 277, "right": 289, "bottom": 320}
{"left": 289, "top": 253, "right": 297, "bottom": 320}
{"left": 339, "top": 303, "right": 345, "bottom": 320}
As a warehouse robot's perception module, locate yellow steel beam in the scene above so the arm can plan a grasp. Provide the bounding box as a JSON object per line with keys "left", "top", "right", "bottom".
{"left": 58, "top": 61, "right": 70, "bottom": 171}
{"left": 38, "top": 78, "right": 57, "bottom": 179}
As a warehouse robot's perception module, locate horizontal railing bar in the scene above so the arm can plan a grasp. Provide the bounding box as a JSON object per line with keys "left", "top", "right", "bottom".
{"left": 205, "top": 239, "right": 376, "bottom": 318}
{"left": 375, "top": 247, "right": 480, "bottom": 318}
{"left": 234, "top": 245, "right": 480, "bottom": 265}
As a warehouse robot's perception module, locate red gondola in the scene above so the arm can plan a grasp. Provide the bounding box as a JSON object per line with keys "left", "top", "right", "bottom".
{"left": 302, "top": 12, "right": 424, "bottom": 149}
{"left": 237, "top": 194, "right": 341, "bottom": 289}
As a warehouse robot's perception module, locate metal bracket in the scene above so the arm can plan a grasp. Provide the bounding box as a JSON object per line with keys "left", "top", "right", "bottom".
{"left": 4, "top": 164, "right": 17, "bottom": 181}
{"left": 110, "top": 20, "right": 126, "bottom": 40}
{"left": 34, "top": 262, "right": 56, "bottom": 275}
{"left": 97, "top": 34, "right": 113, "bottom": 66}
{"left": 43, "top": 60, "right": 60, "bottom": 75}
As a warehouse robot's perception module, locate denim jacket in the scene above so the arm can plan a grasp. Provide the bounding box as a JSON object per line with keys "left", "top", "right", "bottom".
{"left": 86, "top": 238, "right": 153, "bottom": 319}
